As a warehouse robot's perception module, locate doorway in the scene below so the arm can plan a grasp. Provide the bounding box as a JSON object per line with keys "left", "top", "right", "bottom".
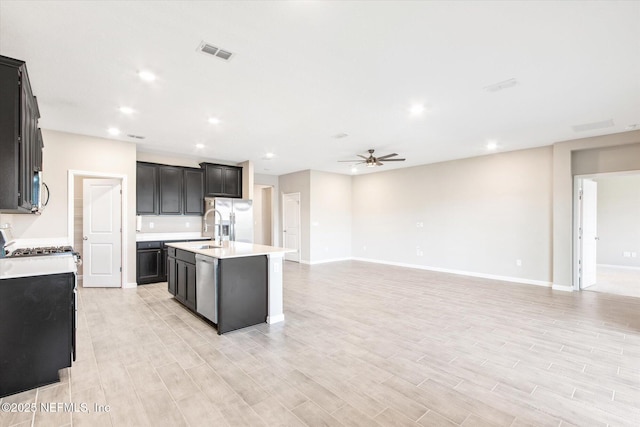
{"left": 574, "top": 172, "right": 640, "bottom": 297}
{"left": 68, "top": 170, "right": 126, "bottom": 288}
{"left": 282, "top": 192, "right": 301, "bottom": 262}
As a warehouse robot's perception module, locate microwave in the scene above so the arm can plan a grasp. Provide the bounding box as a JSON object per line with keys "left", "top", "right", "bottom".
{"left": 32, "top": 171, "right": 49, "bottom": 214}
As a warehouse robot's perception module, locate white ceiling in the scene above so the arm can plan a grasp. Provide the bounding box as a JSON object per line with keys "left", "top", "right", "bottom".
{"left": 1, "top": 1, "right": 639, "bottom": 176}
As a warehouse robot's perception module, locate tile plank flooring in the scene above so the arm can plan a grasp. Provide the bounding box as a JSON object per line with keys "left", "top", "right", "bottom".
{"left": 1, "top": 260, "right": 639, "bottom": 426}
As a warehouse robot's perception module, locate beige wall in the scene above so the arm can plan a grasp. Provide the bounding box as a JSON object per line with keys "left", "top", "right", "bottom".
{"left": 10, "top": 129, "right": 137, "bottom": 285}
{"left": 352, "top": 146, "right": 553, "bottom": 283}
{"left": 255, "top": 173, "right": 280, "bottom": 247}
{"left": 278, "top": 170, "right": 311, "bottom": 262}
{"left": 596, "top": 174, "right": 640, "bottom": 268}
{"left": 310, "top": 171, "right": 352, "bottom": 262}
{"left": 552, "top": 130, "right": 640, "bottom": 288}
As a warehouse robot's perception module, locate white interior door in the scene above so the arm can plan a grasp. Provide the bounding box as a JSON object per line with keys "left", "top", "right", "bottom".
{"left": 580, "top": 179, "right": 598, "bottom": 289}
{"left": 83, "top": 179, "right": 122, "bottom": 287}
{"left": 283, "top": 193, "right": 300, "bottom": 262}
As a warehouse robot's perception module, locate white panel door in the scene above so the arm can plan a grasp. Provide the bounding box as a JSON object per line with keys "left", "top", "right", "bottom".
{"left": 580, "top": 179, "right": 598, "bottom": 289}
{"left": 283, "top": 193, "right": 300, "bottom": 262}
{"left": 83, "top": 179, "right": 122, "bottom": 287}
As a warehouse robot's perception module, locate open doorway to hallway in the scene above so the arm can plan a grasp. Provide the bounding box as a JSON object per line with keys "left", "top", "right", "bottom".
{"left": 574, "top": 172, "right": 640, "bottom": 298}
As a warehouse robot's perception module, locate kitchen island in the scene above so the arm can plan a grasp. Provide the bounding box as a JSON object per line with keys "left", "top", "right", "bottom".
{"left": 165, "top": 241, "right": 291, "bottom": 334}
{"left": 0, "top": 255, "right": 77, "bottom": 397}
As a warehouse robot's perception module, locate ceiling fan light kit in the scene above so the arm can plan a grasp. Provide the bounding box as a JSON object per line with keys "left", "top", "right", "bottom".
{"left": 338, "top": 149, "right": 406, "bottom": 168}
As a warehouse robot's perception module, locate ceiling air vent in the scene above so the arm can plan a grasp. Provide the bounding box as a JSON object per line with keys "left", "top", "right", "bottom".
{"left": 484, "top": 78, "right": 518, "bottom": 93}
{"left": 197, "top": 41, "right": 234, "bottom": 61}
{"left": 127, "top": 134, "right": 145, "bottom": 140}
{"left": 571, "top": 119, "right": 614, "bottom": 133}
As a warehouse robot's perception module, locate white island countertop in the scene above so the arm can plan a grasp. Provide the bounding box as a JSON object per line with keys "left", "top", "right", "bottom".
{"left": 0, "top": 254, "right": 77, "bottom": 280}
{"left": 166, "top": 241, "right": 293, "bottom": 259}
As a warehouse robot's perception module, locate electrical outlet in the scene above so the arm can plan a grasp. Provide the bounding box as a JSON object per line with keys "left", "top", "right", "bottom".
{"left": 362, "top": 245, "right": 367, "bottom": 251}
{"left": 186, "top": 222, "right": 190, "bottom": 227}
{"left": 516, "top": 259, "right": 522, "bottom": 267}
{"left": 416, "top": 246, "right": 423, "bottom": 256}
{"left": 416, "top": 221, "right": 424, "bottom": 228}
{"left": 624, "top": 251, "right": 631, "bottom": 257}
{"left": 632, "top": 252, "right": 637, "bottom": 258}
{"left": 149, "top": 222, "right": 154, "bottom": 229}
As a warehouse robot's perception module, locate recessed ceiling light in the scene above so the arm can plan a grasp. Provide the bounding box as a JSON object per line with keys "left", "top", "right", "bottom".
{"left": 486, "top": 141, "right": 498, "bottom": 150}
{"left": 119, "top": 106, "right": 134, "bottom": 114}
{"left": 208, "top": 117, "right": 221, "bottom": 125}
{"left": 195, "top": 143, "right": 205, "bottom": 149}
{"left": 138, "top": 70, "right": 156, "bottom": 82}
{"left": 264, "top": 152, "right": 274, "bottom": 159}
{"left": 409, "top": 104, "right": 425, "bottom": 115}
{"left": 351, "top": 167, "right": 358, "bottom": 174}
{"left": 108, "top": 127, "right": 120, "bottom": 136}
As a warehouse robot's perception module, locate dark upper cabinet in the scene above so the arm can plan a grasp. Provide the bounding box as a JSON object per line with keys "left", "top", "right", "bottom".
{"left": 136, "top": 162, "right": 159, "bottom": 215}
{"left": 200, "top": 163, "right": 242, "bottom": 198}
{"left": 183, "top": 168, "right": 204, "bottom": 215}
{"left": 136, "top": 162, "right": 205, "bottom": 216}
{"left": 0, "top": 55, "right": 42, "bottom": 213}
{"left": 159, "top": 166, "right": 183, "bottom": 215}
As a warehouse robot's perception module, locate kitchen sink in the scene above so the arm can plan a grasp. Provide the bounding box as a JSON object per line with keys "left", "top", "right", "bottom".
{"left": 196, "top": 244, "right": 223, "bottom": 249}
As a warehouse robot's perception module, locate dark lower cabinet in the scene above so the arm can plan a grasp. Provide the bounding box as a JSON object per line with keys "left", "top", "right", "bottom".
{"left": 169, "top": 249, "right": 197, "bottom": 311}
{"left": 0, "top": 272, "right": 75, "bottom": 398}
{"left": 136, "top": 241, "right": 165, "bottom": 285}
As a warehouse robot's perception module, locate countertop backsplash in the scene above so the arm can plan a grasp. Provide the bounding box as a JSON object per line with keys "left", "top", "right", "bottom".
{"left": 137, "top": 216, "right": 203, "bottom": 234}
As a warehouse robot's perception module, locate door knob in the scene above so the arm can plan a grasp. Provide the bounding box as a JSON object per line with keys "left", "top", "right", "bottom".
{"left": 83, "top": 236, "right": 88, "bottom": 240}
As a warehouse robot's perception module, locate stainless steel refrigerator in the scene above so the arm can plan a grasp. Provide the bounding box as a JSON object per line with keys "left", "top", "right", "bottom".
{"left": 203, "top": 198, "right": 253, "bottom": 243}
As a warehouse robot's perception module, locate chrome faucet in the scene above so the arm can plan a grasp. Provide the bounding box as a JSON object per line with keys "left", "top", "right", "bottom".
{"left": 203, "top": 208, "right": 223, "bottom": 246}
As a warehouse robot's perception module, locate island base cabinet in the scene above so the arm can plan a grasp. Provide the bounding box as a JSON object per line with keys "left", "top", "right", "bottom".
{"left": 217, "top": 256, "right": 267, "bottom": 334}
{"left": 0, "top": 273, "right": 75, "bottom": 398}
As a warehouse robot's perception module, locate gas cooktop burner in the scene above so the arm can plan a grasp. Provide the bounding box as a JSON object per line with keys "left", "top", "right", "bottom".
{"left": 9, "top": 246, "right": 75, "bottom": 257}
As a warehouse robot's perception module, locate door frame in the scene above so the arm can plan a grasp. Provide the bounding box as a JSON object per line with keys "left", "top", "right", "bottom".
{"left": 68, "top": 170, "right": 127, "bottom": 288}
{"left": 282, "top": 192, "right": 301, "bottom": 263}
{"left": 572, "top": 170, "right": 640, "bottom": 291}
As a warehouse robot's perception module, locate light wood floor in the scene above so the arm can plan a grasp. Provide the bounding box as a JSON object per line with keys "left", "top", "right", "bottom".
{"left": 1, "top": 260, "right": 639, "bottom": 427}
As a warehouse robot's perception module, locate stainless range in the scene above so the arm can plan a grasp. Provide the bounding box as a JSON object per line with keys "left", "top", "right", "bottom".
{"left": 8, "top": 245, "right": 82, "bottom": 265}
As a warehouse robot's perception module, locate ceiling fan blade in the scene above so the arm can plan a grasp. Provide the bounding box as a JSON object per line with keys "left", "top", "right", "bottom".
{"left": 382, "top": 158, "right": 406, "bottom": 162}
{"left": 357, "top": 154, "right": 368, "bottom": 160}
{"left": 375, "top": 160, "right": 383, "bottom": 166}
{"left": 376, "top": 153, "right": 398, "bottom": 160}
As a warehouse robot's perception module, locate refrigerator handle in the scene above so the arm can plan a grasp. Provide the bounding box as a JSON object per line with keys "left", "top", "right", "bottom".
{"left": 230, "top": 212, "right": 236, "bottom": 241}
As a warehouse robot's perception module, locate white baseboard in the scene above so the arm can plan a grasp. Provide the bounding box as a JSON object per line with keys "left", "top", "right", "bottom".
{"left": 598, "top": 264, "right": 640, "bottom": 271}
{"left": 350, "top": 257, "right": 552, "bottom": 287}
{"left": 305, "top": 257, "right": 351, "bottom": 265}
{"left": 267, "top": 314, "right": 285, "bottom": 324}
{"left": 123, "top": 282, "right": 137, "bottom": 289}
{"left": 552, "top": 284, "right": 575, "bottom": 292}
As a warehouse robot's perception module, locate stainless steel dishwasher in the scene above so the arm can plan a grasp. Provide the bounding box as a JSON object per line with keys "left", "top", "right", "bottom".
{"left": 195, "top": 254, "right": 218, "bottom": 323}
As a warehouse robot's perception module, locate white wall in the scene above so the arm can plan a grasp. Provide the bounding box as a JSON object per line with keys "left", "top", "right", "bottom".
{"left": 352, "top": 147, "right": 553, "bottom": 284}
{"left": 596, "top": 174, "right": 640, "bottom": 268}
{"left": 253, "top": 185, "right": 273, "bottom": 245}
{"left": 9, "top": 129, "right": 137, "bottom": 285}
{"left": 310, "top": 171, "right": 352, "bottom": 263}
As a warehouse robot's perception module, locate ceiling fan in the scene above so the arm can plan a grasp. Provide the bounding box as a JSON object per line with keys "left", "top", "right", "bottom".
{"left": 339, "top": 149, "right": 406, "bottom": 168}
